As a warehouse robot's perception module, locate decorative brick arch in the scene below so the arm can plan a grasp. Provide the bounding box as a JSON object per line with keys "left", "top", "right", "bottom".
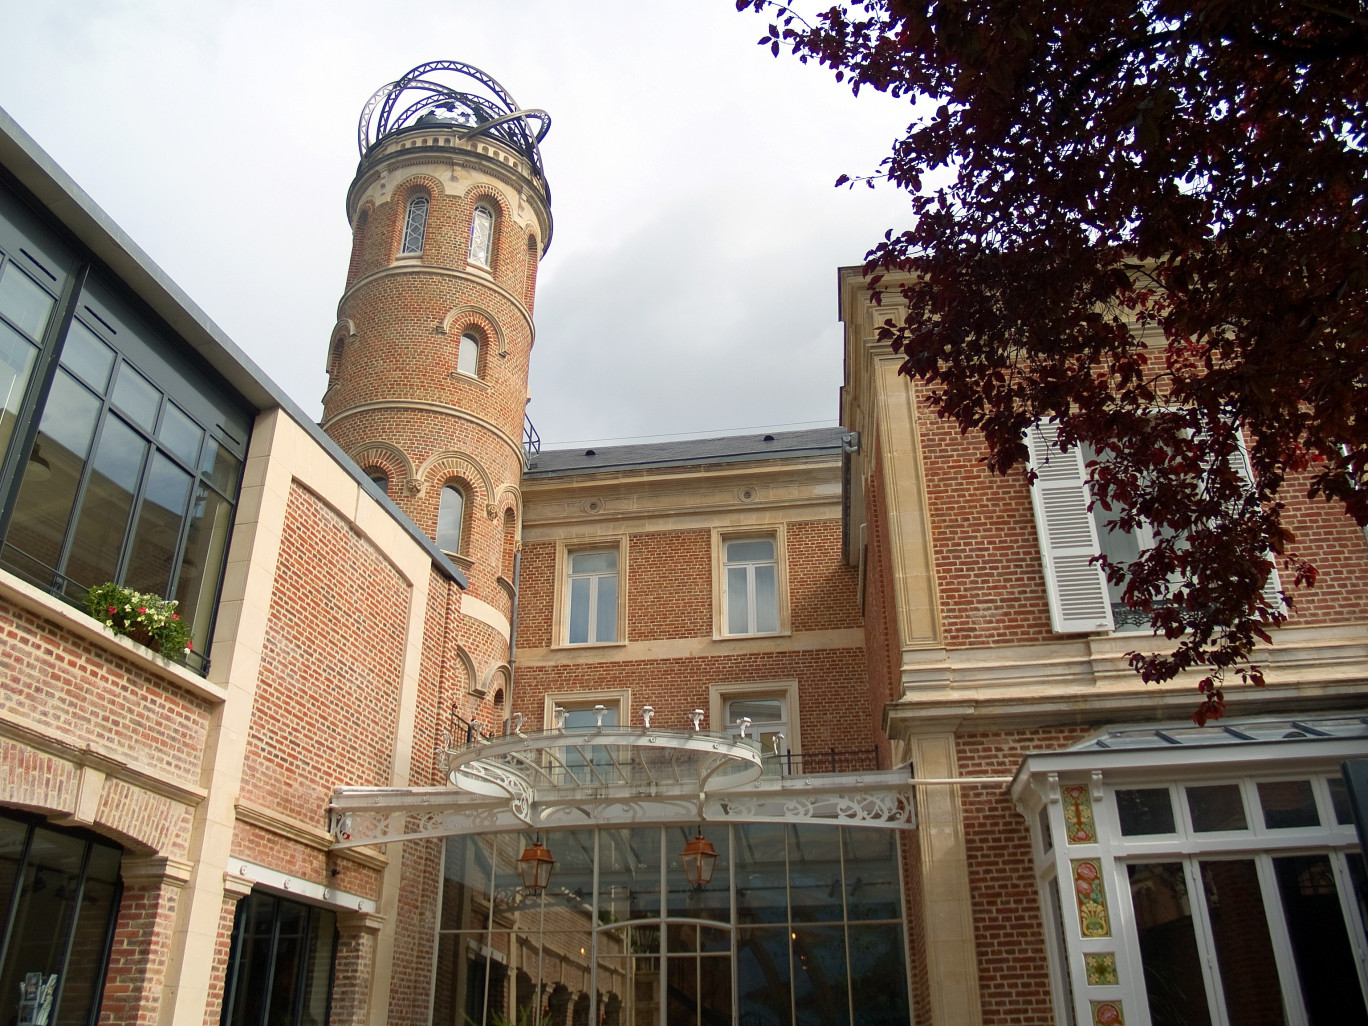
{"left": 348, "top": 441, "right": 415, "bottom": 494}
{"left": 418, "top": 450, "right": 499, "bottom": 519}
{"left": 495, "top": 483, "right": 522, "bottom": 523}
{"left": 390, "top": 174, "right": 444, "bottom": 256}
{"left": 442, "top": 305, "right": 507, "bottom": 356}
{"left": 453, "top": 645, "right": 478, "bottom": 696}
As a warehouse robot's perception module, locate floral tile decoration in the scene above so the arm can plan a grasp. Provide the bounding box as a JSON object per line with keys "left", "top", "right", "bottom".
{"left": 1062, "top": 783, "right": 1098, "bottom": 844}
{"left": 1084, "top": 952, "right": 1119, "bottom": 986}
{"left": 1072, "top": 859, "right": 1111, "bottom": 937}
{"left": 1091, "top": 1000, "right": 1124, "bottom": 1025}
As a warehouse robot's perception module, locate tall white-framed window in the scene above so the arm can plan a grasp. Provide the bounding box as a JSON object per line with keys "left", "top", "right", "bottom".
{"left": 400, "top": 193, "right": 429, "bottom": 255}
{"left": 436, "top": 482, "right": 466, "bottom": 554}
{"left": 566, "top": 549, "right": 618, "bottom": 645}
{"left": 468, "top": 202, "right": 494, "bottom": 267}
{"left": 718, "top": 533, "right": 784, "bottom": 637}
{"left": 1016, "top": 719, "right": 1368, "bottom": 1026}
{"left": 542, "top": 690, "right": 630, "bottom": 732}
{"left": 1024, "top": 419, "right": 1281, "bottom": 635}
{"left": 457, "top": 331, "right": 480, "bottom": 377}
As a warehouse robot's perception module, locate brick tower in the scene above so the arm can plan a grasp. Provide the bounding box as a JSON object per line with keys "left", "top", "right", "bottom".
{"left": 322, "top": 62, "right": 551, "bottom": 724}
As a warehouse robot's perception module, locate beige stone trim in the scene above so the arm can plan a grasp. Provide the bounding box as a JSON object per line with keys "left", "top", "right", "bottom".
{"left": 337, "top": 262, "right": 534, "bottom": 340}
{"left": 905, "top": 733, "right": 984, "bottom": 1026}
{"left": 122, "top": 855, "right": 195, "bottom": 887}
{"left": 232, "top": 800, "right": 391, "bottom": 869}
{"left": 711, "top": 524, "right": 791, "bottom": 641}
{"left": 160, "top": 409, "right": 435, "bottom": 1026}
{"left": 222, "top": 872, "right": 254, "bottom": 899}
{"left": 890, "top": 622, "right": 1368, "bottom": 730}
{"left": 322, "top": 400, "right": 523, "bottom": 466}
{"left": 339, "top": 910, "right": 387, "bottom": 935}
{"left": 462, "top": 595, "right": 511, "bottom": 641}
{"left": 0, "top": 718, "right": 207, "bottom": 809}
{"left": 0, "top": 569, "right": 228, "bottom": 704}
{"left": 873, "top": 356, "right": 941, "bottom": 650}
{"left": 550, "top": 535, "right": 629, "bottom": 649}
{"left": 516, "top": 628, "right": 865, "bottom": 666}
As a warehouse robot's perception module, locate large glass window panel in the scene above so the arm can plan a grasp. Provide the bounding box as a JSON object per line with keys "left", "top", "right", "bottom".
{"left": 841, "top": 829, "right": 901, "bottom": 921}
{"left": 109, "top": 362, "right": 160, "bottom": 432}
{"left": 401, "top": 195, "right": 429, "bottom": 254}
{"left": 1198, "top": 860, "right": 1286, "bottom": 1026}
{"left": 736, "top": 824, "right": 788, "bottom": 924}
{"left": 437, "top": 484, "right": 464, "bottom": 553}
{"left": 0, "top": 817, "right": 26, "bottom": 934}
{"left": 0, "top": 321, "right": 38, "bottom": 462}
{"left": 1272, "top": 854, "right": 1368, "bottom": 1025}
{"left": 667, "top": 825, "right": 730, "bottom": 926}
{"left": 175, "top": 482, "right": 234, "bottom": 654}
{"left": 566, "top": 550, "right": 617, "bottom": 645}
{"left": 157, "top": 401, "right": 202, "bottom": 466}
{"left": 0, "top": 828, "right": 86, "bottom": 1026}
{"left": 754, "top": 563, "right": 779, "bottom": 633}
{"left": 724, "top": 537, "right": 780, "bottom": 635}
{"left": 787, "top": 825, "right": 844, "bottom": 923}
{"left": 736, "top": 926, "right": 793, "bottom": 1026}
{"left": 64, "top": 416, "right": 147, "bottom": 590}
{"left": 263, "top": 900, "right": 307, "bottom": 1026}
{"left": 468, "top": 205, "right": 493, "bottom": 266}
{"left": 1117, "top": 788, "right": 1177, "bottom": 835}
{"left": 4, "top": 371, "right": 101, "bottom": 585}
{"left": 1126, "top": 862, "right": 1212, "bottom": 1026}
{"left": 598, "top": 828, "right": 660, "bottom": 921}
{"left": 222, "top": 892, "right": 337, "bottom": 1026}
{"left": 726, "top": 565, "right": 750, "bottom": 634}
{"left": 791, "top": 925, "right": 850, "bottom": 1026}
{"left": 58, "top": 321, "right": 114, "bottom": 392}
{"left": 124, "top": 453, "right": 192, "bottom": 596}
{"left": 594, "top": 574, "right": 617, "bottom": 643}
{"left": 0, "top": 262, "right": 54, "bottom": 340}
{"left": 667, "top": 952, "right": 730, "bottom": 1026}
{"left": 848, "top": 924, "right": 911, "bottom": 1026}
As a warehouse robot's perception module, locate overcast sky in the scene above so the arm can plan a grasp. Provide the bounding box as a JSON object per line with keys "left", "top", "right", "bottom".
{"left": 0, "top": 1, "right": 918, "bottom": 448}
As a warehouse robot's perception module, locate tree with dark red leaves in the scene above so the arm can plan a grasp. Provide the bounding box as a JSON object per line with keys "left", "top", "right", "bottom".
{"left": 741, "top": 0, "right": 1368, "bottom": 721}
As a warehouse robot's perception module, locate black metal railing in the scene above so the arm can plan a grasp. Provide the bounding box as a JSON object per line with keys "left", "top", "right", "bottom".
{"left": 771, "top": 746, "right": 882, "bottom": 775}
{"left": 523, "top": 414, "right": 541, "bottom": 458}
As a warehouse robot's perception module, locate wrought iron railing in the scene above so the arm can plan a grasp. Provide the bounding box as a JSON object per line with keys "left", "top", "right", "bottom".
{"left": 523, "top": 414, "right": 541, "bottom": 458}
{"left": 770, "top": 746, "right": 882, "bottom": 775}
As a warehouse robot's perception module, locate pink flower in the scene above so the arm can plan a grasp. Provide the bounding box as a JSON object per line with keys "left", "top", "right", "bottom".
{"left": 186, "top": 641, "right": 193, "bottom": 651}
{"left": 137, "top": 607, "right": 147, "bottom": 614}
{"left": 108, "top": 605, "right": 117, "bottom": 614}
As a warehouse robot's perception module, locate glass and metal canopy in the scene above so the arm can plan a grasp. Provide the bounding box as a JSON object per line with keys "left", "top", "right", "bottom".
{"left": 329, "top": 726, "right": 917, "bottom": 849}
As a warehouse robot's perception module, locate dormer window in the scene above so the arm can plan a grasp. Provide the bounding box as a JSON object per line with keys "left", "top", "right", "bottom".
{"left": 400, "top": 194, "right": 429, "bottom": 255}
{"left": 468, "top": 203, "right": 493, "bottom": 266}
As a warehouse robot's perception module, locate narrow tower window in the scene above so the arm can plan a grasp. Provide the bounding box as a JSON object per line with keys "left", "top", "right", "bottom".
{"left": 468, "top": 203, "right": 494, "bottom": 266}
{"left": 401, "top": 193, "right": 429, "bottom": 255}
{"left": 436, "top": 483, "right": 466, "bottom": 553}
{"left": 457, "top": 332, "right": 480, "bottom": 377}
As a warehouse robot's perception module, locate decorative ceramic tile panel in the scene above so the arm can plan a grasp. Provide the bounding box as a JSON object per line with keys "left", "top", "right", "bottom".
{"left": 1091, "top": 999, "right": 1124, "bottom": 1025}
{"left": 1084, "top": 952, "right": 1119, "bottom": 986}
{"left": 1071, "top": 858, "right": 1110, "bottom": 937}
{"left": 1062, "top": 783, "right": 1097, "bottom": 844}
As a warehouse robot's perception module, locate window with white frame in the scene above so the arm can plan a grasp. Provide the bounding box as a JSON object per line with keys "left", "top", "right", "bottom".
{"left": 468, "top": 203, "right": 493, "bottom": 267}
{"left": 1024, "top": 420, "right": 1281, "bottom": 634}
{"left": 457, "top": 331, "right": 479, "bottom": 377}
{"left": 436, "top": 482, "right": 466, "bottom": 554}
{"left": 565, "top": 548, "right": 618, "bottom": 644}
{"left": 711, "top": 681, "right": 800, "bottom": 776}
{"left": 400, "top": 193, "right": 429, "bottom": 255}
{"left": 721, "top": 536, "right": 781, "bottom": 636}
{"left": 1018, "top": 718, "right": 1368, "bottom": 1026}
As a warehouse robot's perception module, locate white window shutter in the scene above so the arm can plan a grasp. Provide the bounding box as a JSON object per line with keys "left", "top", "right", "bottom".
{"left": 1227, "top": 429, "right": 1285, "bottom": 614}
{"left": 1025, "top": 421, "right": 1114, "bottom": 633}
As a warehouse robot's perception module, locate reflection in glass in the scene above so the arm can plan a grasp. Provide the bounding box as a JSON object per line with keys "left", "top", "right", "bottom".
{"left": 1186, "top": 785, "right": 1247, "bottom": 832}
{"left": 848, "top": 924, "right": 911, "bottom": 1026}
{"left": 110, "top": 362, "right": 160, "bottom": 432}
{"left": 791, "top": 925, "right": 850, "bottom": 1026}
{"left": 668, "top": 825, "right": 729, "bottom": 925}
{"left": 0, "top": 263, "right": 54, "bottom": 340}
{"left": 1117, "top": 788, "right": 1176, "bottom": 835}
{"left": 599, "top": 828, "right": 660, "bottom": 922}
{"left": 1273, "top": 854, "right": 1368, "bottom": 1025}
{"left": 788, "top": 825, "right": 843, "bottom": 923}
{"left": 4, "top": 371, "right": 100, "bottom": 589}
{"left": 64, "top": 416, "right": 147, "bottom": 589}
{"left": 175, "top": 483, "right": 234, "bottom": 654}
{"left": 157, "top": 401, "right": 203, "bottom": 466}
{"left": 1258, "top": 781, "right": 1320, "bottom": 829}
{"left": 843, "top": 829, "right": 900, "bottom": 921}
{"left": 737, "top": 926, "right": 793, "bottom": 1026}
{"left": 125, "top": 453, "right": 192, "bottom": 596}
{"left": 58, "top": 321, "right": 114, "bottom": 392}
{"left": 1199, "top": 860, "right": 1285, "bottom": 1026}
{"left": 736, "top": 823, "right": 787, "bottom": 924}
{"left": 0, "top": 322, "right": 37, "bottom": 461}
{"left": 1126, "top": 862, "right": 1212, "bottom": 1026}
{"left": 222, "top": 892, "right": 337, "bottom": 1026}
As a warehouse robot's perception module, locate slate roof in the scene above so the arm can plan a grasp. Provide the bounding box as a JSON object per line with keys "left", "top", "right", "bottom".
{"left": 525, "top": 427, "right": 847, "bottom": 477}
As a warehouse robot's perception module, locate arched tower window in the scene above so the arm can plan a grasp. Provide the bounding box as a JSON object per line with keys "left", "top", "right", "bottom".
{"left": 457, "top": 332, "right": 480, "bottom": 377}
{"left": 468, "top": 202, "right": 494, "bottom": 267}
{"left": 436, "top": 482, "right": 467, "bottom": 554}
{"left": 364, "top": 467, "right": 389, "bottom": 492}
{"left": 401, "top": 193, "right": 429, "bottom": 255}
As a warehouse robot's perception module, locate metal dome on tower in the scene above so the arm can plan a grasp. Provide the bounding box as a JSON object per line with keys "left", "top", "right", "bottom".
{"left": 357, "top": 60, "right": 551, "bottom": 203}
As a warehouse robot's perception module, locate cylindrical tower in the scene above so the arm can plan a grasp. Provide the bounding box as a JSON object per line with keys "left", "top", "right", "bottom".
{"left": 322, "top": 62, "right": 551, "bottom": 717}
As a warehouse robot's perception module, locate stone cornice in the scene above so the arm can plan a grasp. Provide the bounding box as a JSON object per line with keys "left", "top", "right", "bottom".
{"left": 234, "top": 800, "right": 388, "bottom": 870}
{"left": 321, "top": 401, "right": 524, "bottom": 466}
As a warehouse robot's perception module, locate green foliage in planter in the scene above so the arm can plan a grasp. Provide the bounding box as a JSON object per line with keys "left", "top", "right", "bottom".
{"left": 85, "top": 582, "right": 191, "bottom": 658}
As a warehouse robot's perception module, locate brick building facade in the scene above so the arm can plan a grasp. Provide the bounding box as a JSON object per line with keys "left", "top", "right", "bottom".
{"left": 0, "top": 57, "right": 1363, "bottom": 1026}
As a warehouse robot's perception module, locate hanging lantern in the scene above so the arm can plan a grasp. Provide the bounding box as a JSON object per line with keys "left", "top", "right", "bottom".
{"left": 680, "top": 830, "right": 718, "bottom": 887}
{"left": 518, "top": 838, "right": 555, "bottom": 894}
